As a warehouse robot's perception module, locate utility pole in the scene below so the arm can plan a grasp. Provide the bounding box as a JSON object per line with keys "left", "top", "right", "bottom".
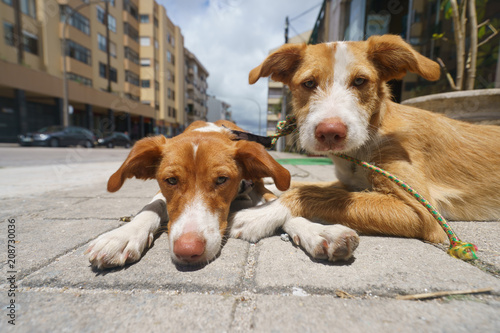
{"left": 12, "top": 0, "right": 24, "bottom": 65}
{"left": 278, "top": 16, "right": 289, "bottom": 152}
{"left": 105, "top": 1, "right": 111, "bottom": 92}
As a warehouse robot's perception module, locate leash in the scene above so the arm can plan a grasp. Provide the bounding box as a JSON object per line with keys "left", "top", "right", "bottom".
{"left": 266, "top": 116, "right": 478, "bottom": 261}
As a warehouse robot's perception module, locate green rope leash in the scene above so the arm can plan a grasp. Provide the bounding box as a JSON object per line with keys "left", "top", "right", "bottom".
{"left": 271, "top": 116, "right": 478, "bottom": 261}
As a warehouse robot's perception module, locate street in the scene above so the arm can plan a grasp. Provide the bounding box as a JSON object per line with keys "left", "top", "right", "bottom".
{"left": 0, "top": 146, "right": 130, "bottom": 168}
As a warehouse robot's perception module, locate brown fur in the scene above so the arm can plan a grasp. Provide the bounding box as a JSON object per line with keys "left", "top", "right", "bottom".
{"left": 250, "top": 35, "right": 500, "bottom": 243}
{"left": 108, "top": 120, "right": 291, "bottom": 236}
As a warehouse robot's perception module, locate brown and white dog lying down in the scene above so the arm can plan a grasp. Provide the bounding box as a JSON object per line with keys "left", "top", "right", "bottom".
{"left": 229, "top": 34, "right": 500, "bottom": 256}
{"left": 86, "top": 120, "right": 292, "bottom": 268}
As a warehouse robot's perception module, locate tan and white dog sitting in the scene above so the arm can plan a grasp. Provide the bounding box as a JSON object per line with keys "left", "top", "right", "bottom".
{"left": 88, "top": 120, "right": 360, "bottom": 268}
{"left": 229, "top": 35, "right": 500, "bottom": 255}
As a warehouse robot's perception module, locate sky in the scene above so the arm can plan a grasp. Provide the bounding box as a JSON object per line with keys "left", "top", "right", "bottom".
{"left": 157, "top": 0, "right": 322, "bottom": 135}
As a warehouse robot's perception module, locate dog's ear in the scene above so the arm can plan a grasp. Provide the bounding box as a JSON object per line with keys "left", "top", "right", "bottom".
{"left": 367, "top": 35, "right": 441, "bottom": 82}
{"left": 107, "top": 136, "right": 167, "bottom": 192}
{"left": 235, "top": 140, "right": 291, "bottom": 191}
{"left": 249, "top": 43, "right": 306, "bottom": 85}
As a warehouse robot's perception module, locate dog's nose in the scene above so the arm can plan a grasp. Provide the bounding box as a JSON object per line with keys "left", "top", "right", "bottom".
{"left": 173, "top": 232, "right": 206, "bottom": 262}
{"left": 315, "top": 118, "right": 347, "bottom": 146}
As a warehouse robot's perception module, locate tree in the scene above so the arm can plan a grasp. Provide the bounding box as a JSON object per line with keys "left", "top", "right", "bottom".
{"left": 434, "top": 0, "right": 498, "bottom": 90}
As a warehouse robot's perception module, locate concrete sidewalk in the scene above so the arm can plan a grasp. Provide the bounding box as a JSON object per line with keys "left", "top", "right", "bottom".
{"left": 1, "top": 151, "right": 499, "bottom": 332}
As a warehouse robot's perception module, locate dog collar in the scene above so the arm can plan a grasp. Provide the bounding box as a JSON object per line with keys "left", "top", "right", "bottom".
{"left": 228, "top": 128, "right": 274, "bottom": 148}
{"left": 225, "top": 115, "right": 298, "bottom": 149}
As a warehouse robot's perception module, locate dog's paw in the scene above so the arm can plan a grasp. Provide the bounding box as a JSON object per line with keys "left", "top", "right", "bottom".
{"left": 229, "top": 200, "right": 290, "bottom": 242}
{"left": 284, "top": 217, "right": 359, "bottom": 261}
{"left": 85, "top": 225, "right": 153, "bottom": 269}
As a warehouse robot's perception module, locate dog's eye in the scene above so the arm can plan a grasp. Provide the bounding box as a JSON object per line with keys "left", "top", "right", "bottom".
{"left": 165, "top": 177, "right": 178, "bottom": 185}
{"left": 302, "top": 80, "right": 316, "bottom": 89}
{"left": 353, "top": 77, "right": 366, "bottom": 87}
{"left": 216, "top": 177, "right": 228, "bottom": 185}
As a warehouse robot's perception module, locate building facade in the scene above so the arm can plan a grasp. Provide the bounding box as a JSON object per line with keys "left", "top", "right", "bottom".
{"left": 206, "top": 95, "right": 232, "bottom": 123}
{"left": 266, "top": 30, "right": 311, "bottom": 151}
{"left": 185, "top": 48, "right": 209, "bottom": 123}
{"left": 0, "top": 0, "right": 208, "bottom": 142}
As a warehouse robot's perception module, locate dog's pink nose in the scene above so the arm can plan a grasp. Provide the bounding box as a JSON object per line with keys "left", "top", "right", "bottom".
{"left": 315, "top": 118, "right": 347, "bottom": 146}
{"left": 173, "top": 232, "right": 206, "bottom": 262}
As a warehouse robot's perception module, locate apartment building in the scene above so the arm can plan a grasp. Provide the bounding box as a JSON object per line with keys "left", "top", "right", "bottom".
{"left": 185, "top": 47, "right": 209, "bottom": 123}
{"left": 137, "top": 0, "right": 186, "bottom": 137}
{"left": 206, "top": 95, "right": 232, "bottom": 123}
{"left": 0, "top": 0, "right": 208, "bottom": 142}
{"left": 266, "top": 30, "right": 310, "bottom": 151}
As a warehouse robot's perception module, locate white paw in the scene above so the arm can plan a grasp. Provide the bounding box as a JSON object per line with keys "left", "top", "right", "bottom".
{"left": 85, "top": 225, "right": 153, "bottom": 269}
{"left": 284, "top": 218, "right": 359, "bottom": 261}
{"left": 229, "top": 200, "right": 291, "bottom": 242}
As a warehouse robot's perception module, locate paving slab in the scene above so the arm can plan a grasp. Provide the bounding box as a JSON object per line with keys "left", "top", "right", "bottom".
{"left": 252, "top": 295, "right": 500, "bottom": 332}
{"left": 20, "top": 237, "right": 249, "bottom": 292}
{"left": 0, "top": 162, "right": 122, "bottom": 198}
{"left": 448, "top": 221, "right": 500, "bottom": 270}
{"left": 1, "top": 289, "right": 236, "bottom": 333}
{"left": 42, "top": 196, "right": 152, "bottom": 220}
{"left": 254, "top": 236, "right": 500, "bottom": 296}
{"left": 0, "top": 217, "right": 123, "bottom": 278}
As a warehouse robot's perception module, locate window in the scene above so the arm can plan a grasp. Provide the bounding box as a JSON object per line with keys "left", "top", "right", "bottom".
{"left": 154, "top": 39, "right": 158, "bottom": 49}
{"left": 21, "top": 0, "right": 36, "bottom": 19}
{"left": 107, "top": 15, "right": 116, "bottom": 32}
{"left": 154, "top": 17, "right": 158, "bottom": 27}
{"left": 167, "top": 51, "right": 172, "bottom": 63}
{"left": 65, "top": 40, "right": 91, "bottom": 65}
{"left": 140, "top": 14, "right": 149, "bottom": 23}
{"left": 141, "top": 80, "right": 150, "bottom": 88}
{"left": 67, "top": 73, "right": 92, "bottom": 86}
{"left": 125, "top": 70, "right": 139, "bottom": 86}
{"left": 109, "top": 41, "right": 116, "bottom": 57}
{"left": 140, "top": 58, "right": 150, "bottom": 67}
{"left": 123, "top": 22, "right": 138, "bottom": 42}
{"left": 98, "top": 33, "right": 106, "bottom": 52}
{"left": 23, "top": 30, "right": 38, "bottom": 54}
{"left": 155, "top": 81, "right": 159, "bottom": 90}
{"left": 97, "top": 6, "right": 116, "bottom": 32}
{"left": 124, "top": 0, "right": 138, "bottom": 20}
{"left": 3, "top": 22, "right": 14, "bottom": 46}
{"left": 2, "top": 0, "right": 13, "bottom": 5}
{"left": 97, "top": 6, "right": 105, "bottom": 24}
{"left": 124, "top": 46, "right": 139, "bottom": 64}
{"left": 99, "top": 62, "right": 117, "bottom": 82}
{"left": 125, "top": 93, "right": 139, "bottom": 101}
{"left": 60, "top": 6, "right": 90, "bottom": 35}
{"left": 140, "top": 37, "right": 150, "bottom": 46}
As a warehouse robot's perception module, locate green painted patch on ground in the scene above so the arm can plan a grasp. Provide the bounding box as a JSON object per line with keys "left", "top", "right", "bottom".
{"left": 276, "top": 158, "right": 333, "bottom": 165}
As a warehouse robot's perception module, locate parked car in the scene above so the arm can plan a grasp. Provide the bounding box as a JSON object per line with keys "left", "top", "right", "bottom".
{"left": 97, "top": 132, "right": 132, "bottom": 148}
{"left": 18, "top": 126, "right": 96, "bottom": 148}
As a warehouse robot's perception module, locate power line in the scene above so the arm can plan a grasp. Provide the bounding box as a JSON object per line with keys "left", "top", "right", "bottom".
{"left": 289, "top": 2, "right": 322, "bottom": 22}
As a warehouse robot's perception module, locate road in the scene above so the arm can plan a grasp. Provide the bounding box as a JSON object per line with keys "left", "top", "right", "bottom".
{"left": 0, "top": 146, "right": 130, "bottom": 168}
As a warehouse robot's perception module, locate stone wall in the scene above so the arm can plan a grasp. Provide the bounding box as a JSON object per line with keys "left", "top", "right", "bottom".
{"left": 402, "top": 89, "right": 500, "bottom": 125}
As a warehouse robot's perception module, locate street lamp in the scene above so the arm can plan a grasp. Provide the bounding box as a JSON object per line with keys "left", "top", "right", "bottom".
{"left": 61, "top": 0, "right": 110, "bottom": 127}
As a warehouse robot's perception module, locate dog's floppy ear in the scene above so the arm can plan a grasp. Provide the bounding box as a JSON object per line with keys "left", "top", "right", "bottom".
{"left": 249, "top": 43, "right": 306, "bottom": 85}
{"left": 367, "top": 34, "right": 441, "bottom": 82}
{"left": 235, "top": 140, "right": 291, "bottom": 191}
{"left": 107, "top": 135, "right": 167, "bottom": 192}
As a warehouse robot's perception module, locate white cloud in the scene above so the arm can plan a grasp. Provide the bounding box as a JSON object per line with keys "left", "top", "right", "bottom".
{"left": 158, "top": 0, "right": 320, "bottom": 134}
